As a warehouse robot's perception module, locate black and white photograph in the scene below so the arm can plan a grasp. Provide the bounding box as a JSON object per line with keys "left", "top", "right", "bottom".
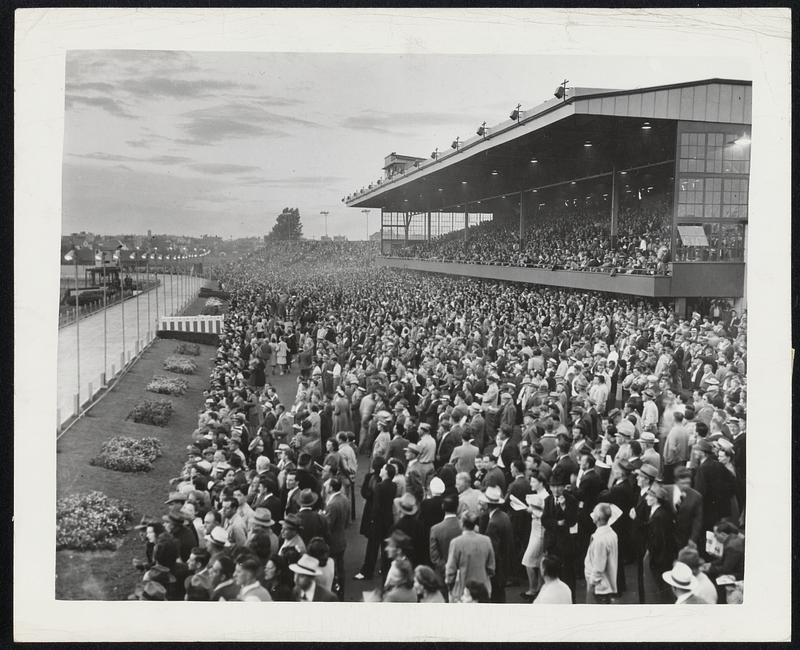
{"left": 13, "top": 7, "right": 791, "bottom": 643}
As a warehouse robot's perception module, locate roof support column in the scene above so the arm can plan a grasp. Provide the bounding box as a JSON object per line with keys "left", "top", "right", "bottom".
{"left": 404, "top": 211, "right": 409, "bottom": 247}
{"left": 380, "top": 208, "right": 385, "bottom": 255}
{"left": 426, "top": 211, "right": 431, "bottom": 242}
{"left": 519, "top": 190, "right": 525, "bottom": 245}
{"left": 464, "top": 205, "right": 469, "bottom": 242}
{"left": 610, "top": 167, "right": 619, "bottom": 250}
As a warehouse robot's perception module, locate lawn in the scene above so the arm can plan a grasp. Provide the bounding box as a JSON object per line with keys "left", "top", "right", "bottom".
{"left": 55, "top": 337, "right": 215, "bottom": 600}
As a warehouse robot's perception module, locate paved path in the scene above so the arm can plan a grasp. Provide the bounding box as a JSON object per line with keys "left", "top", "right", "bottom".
{"left": 57, "top": 275, "right": 207, "bottom": 425}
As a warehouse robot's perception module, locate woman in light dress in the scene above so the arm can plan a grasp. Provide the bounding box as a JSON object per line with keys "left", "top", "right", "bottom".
{"left": 521, "top": 470, "right": 556, "bottom": 600}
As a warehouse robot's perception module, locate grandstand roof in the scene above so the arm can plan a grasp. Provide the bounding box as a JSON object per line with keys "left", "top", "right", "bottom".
{"left": 344, "top": 78, "right": 751, "bottom": 212}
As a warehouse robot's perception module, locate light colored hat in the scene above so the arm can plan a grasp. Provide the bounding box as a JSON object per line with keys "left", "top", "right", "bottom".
{"left": 205, "top": 526, "right": 231, "bottom": 547}
{"left": 639, "top": 431, "right": 657, "bottom": 444}
{"left": 429, "top": 477, "right": 445, "bottom": 496}
{"left": 616, "top": 420, "right": 636, "bottom": 437}
{"left": 289, "top": 553, "right": 323, "bottom": 576}
{"left": 662, "top": 562, "right": 698, "bottom": 592}
{"left": 479, "top": 485, "right": 504, "bottom": 504}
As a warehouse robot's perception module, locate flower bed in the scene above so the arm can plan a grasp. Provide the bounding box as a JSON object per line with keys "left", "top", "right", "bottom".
{"left": 128, "top": 398, "right": 174, "bottom": 426}
{"left": 146, "top": 375, "right": 189, "bottom": 396}
{"left": 90, "top": 435, "right": 163, "bottom": 472}
{"left": 174, "top": 342, "right": 201, "bottom": 356}
{"left": 56, "top": 491, "right": 134, "bottom": 551}
{"left": 163, "top": 354, "right": 198, "bottom": 375}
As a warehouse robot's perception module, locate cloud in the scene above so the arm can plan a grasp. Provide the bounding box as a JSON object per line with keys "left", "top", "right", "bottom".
{"left": 340, "top": 110, "right": 468, "bottom": 134}
{"left": 178, "top": 102, "right": 321, "bottom": 144}
{"left": 126, "top": 139, "right": 151, "bottom": 148}
{"left": 120, "top": 77, "right": 253, "bottom": 99}
{"left": 189, "top": 163, "right": 261, "bottom": 175}
{"left": 236, "top": 174, "right": 347, "bottom": 187}
{"left": 65, "top": 81, "right": 116, "bottom": 93}
{"left": 65, "top": 94, "right": 137, "bottom": 119}
{"left": 69, "top": 152, "right": 140, "bottom": 162}
{"left": 69, "top": 152, "right": 193, "bottom": 166}
{"left": 149, "top": 155, "right": 193, "bottom": 165}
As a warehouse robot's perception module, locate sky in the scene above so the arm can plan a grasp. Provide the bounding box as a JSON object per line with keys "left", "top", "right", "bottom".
{"left": 62, "top": 50, "right": 749, "bottom": 240}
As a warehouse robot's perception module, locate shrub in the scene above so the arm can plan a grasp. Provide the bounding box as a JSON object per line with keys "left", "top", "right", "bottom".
{"left": 146, "top": 375, "right": 189, "bottom": 396}
{"left": 90, "top": 435, "right": 163, "bottom": 472}
{"left": 56, "top": 491, "right": 134, "bottom": 551}
{"left": 128, "top": 398, "right": 173, "bottom": 426}
{"left": 164, "top": 354, "right": 198, "bottom": 375}
{"left": 174, "top": 342, "right": 201, "bottom": 356}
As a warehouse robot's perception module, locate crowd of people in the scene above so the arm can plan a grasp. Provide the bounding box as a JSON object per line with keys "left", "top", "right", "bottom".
{"left": 128, "top": 239, "right": 746, "bottom": 605}
{"left": 397, "top": 192, "right": 672, "bottom": 275}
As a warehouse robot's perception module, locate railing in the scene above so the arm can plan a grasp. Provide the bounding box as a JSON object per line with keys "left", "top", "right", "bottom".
{"left": 159, "top": 314, "right": 224, "bottom": 335}
{"left": 381, "top": 255, "right": 671, "bottom": 277}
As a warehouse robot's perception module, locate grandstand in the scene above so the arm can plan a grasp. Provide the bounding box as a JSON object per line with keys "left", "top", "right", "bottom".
{"left": 344, "top": 78, "right": 750, "bottom": 316}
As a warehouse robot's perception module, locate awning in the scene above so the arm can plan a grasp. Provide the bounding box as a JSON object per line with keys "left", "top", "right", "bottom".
{"left": 677, "top": 225, "right": 709, "bottom": 247}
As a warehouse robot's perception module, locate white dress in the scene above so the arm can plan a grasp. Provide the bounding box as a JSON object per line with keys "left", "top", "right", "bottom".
{"left": 521, "top": 490, "right": 547, "bottom": 568}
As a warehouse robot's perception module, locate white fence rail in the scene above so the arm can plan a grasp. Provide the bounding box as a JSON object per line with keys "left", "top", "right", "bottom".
{"left": 159, "top": 314, "right": 224, "bottom": 335}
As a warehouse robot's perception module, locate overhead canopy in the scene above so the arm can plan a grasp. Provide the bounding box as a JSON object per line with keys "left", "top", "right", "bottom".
{"left": 344, "top": 78, "right": 751, "bottom": 214}
{"left": 677, "top": 225, "right": 709, "bottom": 247}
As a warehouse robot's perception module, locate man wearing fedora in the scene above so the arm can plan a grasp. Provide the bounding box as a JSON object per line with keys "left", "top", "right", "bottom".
{"left": 296, "top": 488, "right": 330, "bottom": 546}
{"left": 323, "top": 477, "right": 350, "bottom": 600}
{"left": 390, "top": 493, "right": 427, "bottom": 567}
{"left": 250, "top": 507, "right": 279, "bottom": 555}
{"left": 482, "top": 485, "right": 514, "bottom": 603}
{"left": 291, "top": 553, "right": 338, "bottom": 601}
{"left": 630, "top": 462, "right": 658, "bottom": 602}
{"left": 639, "top": 430, "right": 661, "bottom": 473}
{"left": 278, "top": 513, "right": 307, "bottom": 556}
{"left": 662, "top": 561, "right": 705, "bottom": 604}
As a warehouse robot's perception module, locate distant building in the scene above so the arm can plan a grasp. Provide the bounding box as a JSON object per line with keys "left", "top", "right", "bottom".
{"left": 332, "top": 235, "right": 347, "bottom": 241}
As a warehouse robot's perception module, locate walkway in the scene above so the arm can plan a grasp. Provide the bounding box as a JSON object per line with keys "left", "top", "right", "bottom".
{"left": 57, "top": 274, "right": 208, "bottom": 426}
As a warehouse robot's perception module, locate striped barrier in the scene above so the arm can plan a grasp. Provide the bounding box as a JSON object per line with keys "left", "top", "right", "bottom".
{"left": 159, "top": 315, "right": 224, "bottom": 335}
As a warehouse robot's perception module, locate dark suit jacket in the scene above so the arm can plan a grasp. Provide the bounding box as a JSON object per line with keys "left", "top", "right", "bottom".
{"left": 645, "top": 505, "right": 678, "bottom": 573}
{"left": 420, "top": 495, "right": 445, "bottom": 532}
{"left": 294, "top": 585, "right": 338, "bottom": 602}
{"left": 694, "top": 458, "right": 737, "bottom": 530}
{"left": 429, "top": 515, "right": 462, "bottom": 577}
{"left": 297, "top": 508, "right": 330, "bottom": 545}
{"left": 391, "top": 514, "right": 429, "bottom": 566}
{"left": 485, "top": 509, "right": 515, "bottom": 582}
{"left": 324, "top": 492, "right": 350, "bottom": 555}
{"left": 552, "top": 454, "right": 579, "bottom": 487}
{"left": 369, "top": 478, "right": 397, "bottom": 538}
{"left": 675, "top": 487, "right": 704, "bottom": 549}
{"left": 599, "top": 478, "right": 637, "bottom": 562}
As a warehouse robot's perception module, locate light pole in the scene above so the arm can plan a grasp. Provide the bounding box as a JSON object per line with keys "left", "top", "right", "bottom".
{"left": 146, "top": 252, "right": 152, "bottom": 341}
{"left": 114, "top": 245, "right": 126, "bottom": 367}
{"left": 96, "top": 247, "right": 108, "bottom": 382}
{"left": 361, "top": 209, "right": 370, "bottom": 242}
{"left": 320, "top": 211, "right": 329, "bottom": 239}
{"left": 132, "top": 252, "right": 140, "bottom": 348}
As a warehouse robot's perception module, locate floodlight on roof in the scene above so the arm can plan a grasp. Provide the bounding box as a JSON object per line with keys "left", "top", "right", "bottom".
{"left": 476, "top": 121, "right": 487, "bottom": 137}
{"left": 509, "top": 103, "right": 522, "bottom": 121}
{"left": 554, "top": 79, "right": 568, "bottom": 99}
{"left": 451, "top": 137, "right": 460, "bottom": 150}
{"left": 641, "top": 121, "right": 652, "bottom": 130}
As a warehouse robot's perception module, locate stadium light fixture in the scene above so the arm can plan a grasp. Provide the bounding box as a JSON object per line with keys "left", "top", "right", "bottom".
{"left": 583, "top": 140, "right": 592, "bottom": 148}
{"left": 554, "top": 79, "right": 568, "bottom": 100}
{"left": 477, "top": 122, "right": 487, "bottom": 137}
{"left": 641, "top": 121, "right": 652, "bottom": 130}
{"left": 509, "top": 104, "right": 522, "bottom": 121}
{"left": 431, "top": 147, "right": 439, "bottom": 159}
{"left": 451, "top": 137, "right": 460, "bottom": 150}
{"left": 530, "top": 158, "right": 538, "bottom": 164}
{"left": 491, "top": 170, "right": 499, "bottom": 176}
{"left": 461, "top": 180, "right": 468, "bottom": 184}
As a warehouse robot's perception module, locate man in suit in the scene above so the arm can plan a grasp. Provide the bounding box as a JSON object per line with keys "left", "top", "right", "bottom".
{"left": 291, "top": 554, "right": 338, "bottom": 601}
{"left": 492, "top": 424, "right": 521, "bottom": 485}
{"left": 390, "top": 493, "right": 429, "bottom": 567}
{"left": 552, "top": 435, "right": 579, "bottom": 488}
{"left": 296, "top": 489, "right": 330, "bottom": 545}
{"left": 575, "top": 451, "right": 605, "bottom": 563}
{"left": 480, "top": 454, "right": 507, "bottom": 493}
{"left": 673, "top": 467, "right": 704, "bottom": 550}
{"left": 482, "top": 486, "right": 515, "bottom": 603}
{"left": 252, "top": 476, "right": 282, "bottom": 536}
{"left": 693, "top": 439, "right": 737, "bottom": 533}
{"left": 428, "top": 495, "right": 462, "bottom": 589}
{"left": 505, "top": 460, "right": 531, "bottom": 571}
{"left": 355, "top": 462, "right": 397, "bottom": 580}
{"left": 323, "top": 477, "right": 350, "bottom": 600}
{"left": 445, "top": 511, "right": 496, "bottom": 602}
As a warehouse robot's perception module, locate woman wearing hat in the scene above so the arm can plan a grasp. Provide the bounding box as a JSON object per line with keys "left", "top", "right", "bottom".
{"left": 644, "top": 483, "right": 678, "bottom": 603}
{"left": 520, "top": 471, "right": 556, "bottom": 600}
